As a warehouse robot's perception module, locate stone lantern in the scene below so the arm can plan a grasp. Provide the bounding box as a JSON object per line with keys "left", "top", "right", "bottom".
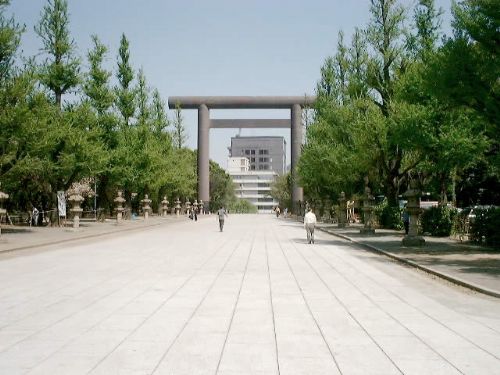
{"left": 360, "top": 177, "right": 375, "bottom": 234}
{"left": 175, "top": 197, "right": 181, "bottom": 218}
{"left": 402, "top": 180, "right": 425, "bottom": 246}
{"left": 185, "top": 198, "right": 191, "bottom": 216}
{"left": 199, "top": 200, "right": 204, "bottom": 215}
{"left": 161, "top": 196, "right": 169, "bottom": 217}
{"left": 114, "top": 191, "right": 126, "bottom": 224}
{"left": 140, "top": 194, "right": 152, "bottom": 220}
{"left": 0, "top": 188, "right": 9, "bottom": 238}
{"left": 337, "top": 192, "right": 347, "bottom": 228}
{"left": 68, "top": 193, "right": 84, "bottom": 229}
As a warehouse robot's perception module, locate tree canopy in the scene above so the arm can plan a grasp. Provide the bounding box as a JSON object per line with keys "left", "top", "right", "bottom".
{"left": 300, "top": 0, "right": 499, "bottom": 209}
{"left": 0, "top": 0, "right": 234, "bottom": 218}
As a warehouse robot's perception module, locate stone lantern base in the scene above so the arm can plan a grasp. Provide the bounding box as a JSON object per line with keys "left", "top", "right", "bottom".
{"left": 402, "top": 235, "right": 426, "bottom": 247}
{"left": 116, "top": 209, "right": 124, "bottom": 225}
{"left": 70, "top": 209, "right": 83, "bottom": 230}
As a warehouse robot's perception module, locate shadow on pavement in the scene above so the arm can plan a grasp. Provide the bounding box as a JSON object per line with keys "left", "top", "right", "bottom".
{"left": 416, "top": 257, "right": 500, "bottom": 276}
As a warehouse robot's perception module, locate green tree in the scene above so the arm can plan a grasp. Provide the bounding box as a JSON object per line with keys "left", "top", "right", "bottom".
{"left": 422, "top": 0, "right": 500, "bottom": 204}
{"left": 136, "top": 68, "right": 149, "bottom": 128}
{"left": 346, "top": 28, "right": 369, "bottom": 100}
{"left": 366, "top": 0, "right": 406, "bottom": 116}
{"left": 270, "top": 172, "right": 292, "bottom": 209}
{"left": 115, "top": 33, "right": 135, "bottom": 128}
{"left": 228, "top": 198, "right": 258, "bottom": 214}
{"left": 411, "top": 0, "right": 443, "bottom": 59}
{"left": 172, "top": 103, "right": 187, "bottom": 149}
{"left": 83, "top": 35, "right": 114, "bottom": 116}
{"left": 365, "top": 0, "right": 413, "bottom": 205}
{"left": 82, "top": 35, "right": 118, "bottom": 212}
{"left": 0, "top": 0, "right": 24, "bottom": 82}
{"left": 302, "top": 0, "right": 450, "bottom": 207}
{"left": 209, "top": 160, "right": 234, "bottom": 211}
{"left": 151, "top": 88, "right": 169, "bottom": 135}
{"left": 35, "top": 0, "right": 80, "bottom": 109}
{"left": 429, "top": 0, "right": 498, "bottom": 136}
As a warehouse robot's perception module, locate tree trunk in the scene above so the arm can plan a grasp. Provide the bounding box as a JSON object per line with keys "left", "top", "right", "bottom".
{"left": 55, "top": 92, "right": 62, "bottom": 109}
{"left": 439, "top": 172, "right": 448, "bottom": 206}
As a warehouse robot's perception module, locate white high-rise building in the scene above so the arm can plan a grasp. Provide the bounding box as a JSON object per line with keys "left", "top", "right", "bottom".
{"left": 227, "top": 136, "right": 284, "bottom": 213}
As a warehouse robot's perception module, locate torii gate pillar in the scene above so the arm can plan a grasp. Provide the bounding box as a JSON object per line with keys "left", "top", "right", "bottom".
{"left": 198, "top": 104, "right": 210, "bottom": 204}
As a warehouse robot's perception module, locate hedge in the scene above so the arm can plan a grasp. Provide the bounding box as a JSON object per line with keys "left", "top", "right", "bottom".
{"left": 421, "top": 206, "right": 457, "bottom": 237}
{"left": 469, "top": 207, "right": 500, "bottom": 247}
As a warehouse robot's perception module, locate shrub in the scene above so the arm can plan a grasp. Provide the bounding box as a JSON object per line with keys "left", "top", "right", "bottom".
{"left": 228, "top": 198, "right": 258, "bottom": 213}
{"left": 375, "top": 205, "right": 403, "bottom": 230}
{"left": 470, "top": 207, "right": 500, "bottom": 247}
{"left": 421, "top": 206, "right": 458, "bottom": 236}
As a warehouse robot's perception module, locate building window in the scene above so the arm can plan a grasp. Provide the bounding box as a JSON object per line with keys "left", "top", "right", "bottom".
{"left": 240, "top": 159, "right": 246, "bottom": 166}
{"left": 258, "top": 197, "right": 273, "bottom": 202}
{"left": 245, "top": 150, "right": 250, "bottom": 155}
{"left": 250, "top": 165, "right": 256, "bottom": 170}
{"left": 259, "top": 157, "right": 269, "bottom": 163}
{"left": 250, "top": 157, "right": 255, "bottom": 162}
{"left": 259, "top": 149, "right": 269, "bottom": 155}
{"left": 251, "top": 149, "right": 256, "bottom": 155}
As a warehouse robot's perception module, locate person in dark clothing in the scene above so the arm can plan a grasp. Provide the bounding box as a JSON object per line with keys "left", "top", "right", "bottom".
{"left": 402, "top": 204, "right": 410, "bottom": 235}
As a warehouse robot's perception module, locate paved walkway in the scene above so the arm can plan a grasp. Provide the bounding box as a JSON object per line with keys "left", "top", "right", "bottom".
{"left": 316, "top": 223, "right": 500, "bottom": 297}
{"left": 0, "top": 216, "right": 179, "bottom": 254}
{"left": 0, "top": 215, "right": 500, "bottom": 374}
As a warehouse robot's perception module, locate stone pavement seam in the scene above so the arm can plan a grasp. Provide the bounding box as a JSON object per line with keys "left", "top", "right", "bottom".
{"left": 308, "top": 241, "right": 495, "bottom": 372}
{"left": 264, "top": 232, "right": 281, "bottom": 375}
{"left": 149, "top": 233, "right": 248, "bottom": 375}
{"left": 87, "top": 231, "right": 234, "bottom": 375}
{"left": 289, "top": 235, "right": 406, "bottom": 375}
{"left": 272, "top": 228, "right": 343, "bottom": 374}
{"left": 214, "top": 235, "right": 255, "bottom": 375}
{"left": 311, "top": 240, "right": 500, "bottom": 361}
{"left": 317, "top": 227, "right": 500, "bottom": 299}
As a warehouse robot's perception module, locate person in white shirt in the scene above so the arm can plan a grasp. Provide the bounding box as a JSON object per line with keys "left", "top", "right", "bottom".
{"left": 304, "top": 208, "right": 317, "bottom": 244}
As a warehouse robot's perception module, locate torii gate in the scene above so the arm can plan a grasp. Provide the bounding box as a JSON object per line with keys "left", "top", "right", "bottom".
{"left": 167, "top": 96, "right": 315, "bottom": 212}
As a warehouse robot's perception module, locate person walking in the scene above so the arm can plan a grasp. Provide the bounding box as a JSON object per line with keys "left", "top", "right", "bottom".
{"left": 217, "top": 207, "right": 228, "bottom": 232}
{"left": 32, "top": 207, "right": 39, "bottom": 227}
{"left": 402, "top": 204, "right": 410, "bottom": 235}
{"left": 304, "top": 208, "right": 317, "bottom": 244}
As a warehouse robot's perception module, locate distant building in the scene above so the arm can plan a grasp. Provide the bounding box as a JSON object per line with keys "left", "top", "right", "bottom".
{"left": 227, "top": 136, "right": 285, "bottom": 213}
{"left": 227, "top": 157, "right": 250, "bottom": 173}
{"left": 231, "top": 170, "right": 278, "bottom": 213}
{"left": 229, "top": 136, "right": 286, "bottom": 175}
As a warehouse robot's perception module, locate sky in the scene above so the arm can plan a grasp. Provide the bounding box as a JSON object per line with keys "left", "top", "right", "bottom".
{"left": 8, "top": 0, "right": 453, "bottom": 170}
